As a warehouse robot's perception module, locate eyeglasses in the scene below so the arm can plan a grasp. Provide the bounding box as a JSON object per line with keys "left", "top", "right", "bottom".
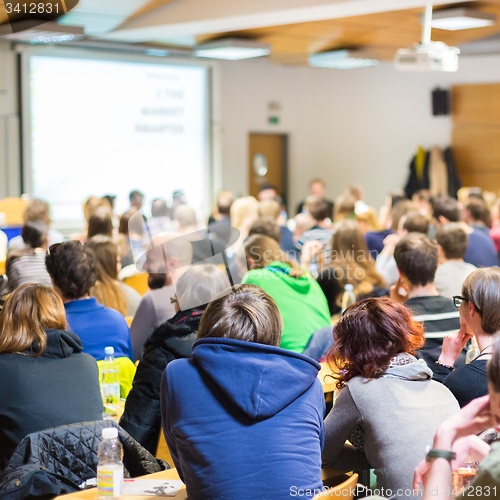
{"left": 453, "top": 295, "right": 483, "bottom": 316}
{"left": 47, "top": 242, "right": 61, "bottom": 257}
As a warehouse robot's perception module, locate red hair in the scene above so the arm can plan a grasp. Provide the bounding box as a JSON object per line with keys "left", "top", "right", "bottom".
{"left": 326, "top": 296, "right": 425, "bottom": 390}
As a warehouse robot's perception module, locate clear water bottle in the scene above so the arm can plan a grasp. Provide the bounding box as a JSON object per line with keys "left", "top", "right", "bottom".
{"left": 102, "top": 347, "right": 120, "bottom": 418}
{"left": 97, "top": 427, "right": 123, "bottom": 500}
{"left": 341, "top": 284, "right": 356, "bottom": 312}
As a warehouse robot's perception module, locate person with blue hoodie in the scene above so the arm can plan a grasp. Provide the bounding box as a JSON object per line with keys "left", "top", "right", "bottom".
{"left": 160, "top": 284, "right": 325, "bottom": 500}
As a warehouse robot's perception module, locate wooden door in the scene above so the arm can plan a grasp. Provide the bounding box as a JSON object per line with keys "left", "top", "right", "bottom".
{"left": 248, "top": 133, "right": 288, "bottom": 202}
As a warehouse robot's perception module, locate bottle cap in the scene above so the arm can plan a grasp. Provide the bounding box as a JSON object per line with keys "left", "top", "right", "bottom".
{"left": 102, "top": 427, "right": 118, "bottom": 439}
{"left": 344, "top": 284, "right": 354, "bottom": 291}
{"left": 104, "top": 346, "right": 114, "bottom": 356}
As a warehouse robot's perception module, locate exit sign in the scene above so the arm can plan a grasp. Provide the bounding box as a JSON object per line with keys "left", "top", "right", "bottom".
{"left": 268, "top": 116, "right": 279, "bottom": 125}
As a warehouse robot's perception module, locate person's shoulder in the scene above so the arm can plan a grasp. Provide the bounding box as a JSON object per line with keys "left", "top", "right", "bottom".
{"left": 101, "top": 306, "right": 129, "bottom": 325}
{"left": 242, "top": 268, "right": 272, "bottom": 283}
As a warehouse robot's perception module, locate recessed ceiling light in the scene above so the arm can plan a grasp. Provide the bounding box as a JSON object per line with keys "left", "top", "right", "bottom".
{"left": 0, "top": 21, "right": 84, "bottom": 42}
{"left": 430, "top": 8, "right": 496, "bottom": 31}
{"left": 309, "top": 50, "right": 378, "bottom": 69}
{"left": 195, "top": 38, "right": 271, "bottom": 60}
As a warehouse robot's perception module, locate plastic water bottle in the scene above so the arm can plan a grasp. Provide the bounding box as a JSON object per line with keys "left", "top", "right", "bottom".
{"left": 341, "top": 284, "right": 356, "bottom": 312}
{"left": 102, "top": 347, "right": 120, "bottom": 418}
{"left": 97, "top": 427, "right": 123, "bottom": 500}
{"left": 453, "top": 456, "right": 477, "bottom": 497}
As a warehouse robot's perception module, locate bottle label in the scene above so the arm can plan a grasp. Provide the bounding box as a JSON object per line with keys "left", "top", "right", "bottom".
{"left": 97, "top": 466, "right": 123, "bottom": 497}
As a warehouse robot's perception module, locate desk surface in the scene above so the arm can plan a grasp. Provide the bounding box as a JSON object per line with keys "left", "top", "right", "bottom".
{"left": 62, "top": 469, "right": 187, "bottom": 500}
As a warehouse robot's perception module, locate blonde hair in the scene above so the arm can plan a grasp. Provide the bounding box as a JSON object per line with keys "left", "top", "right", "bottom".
{"left": 86, "top": 236, "right": 127, "bottom": 316}
{"left": 244, "top": 234, "right": 305, "bottom": 279}
{"left": 230, "top": 197, "right": 259, "bottom": 231}
{"left": 0, "top": 283, "right": 67, "bottom": 356}
{"left": 83, "top": 196, "right": 110, "bottom": 223}
{"left": 258, "top": 199, "right": 281, "bottom": 220}
{"left": 23, "top": 199, "right": 51, "bottom": 225}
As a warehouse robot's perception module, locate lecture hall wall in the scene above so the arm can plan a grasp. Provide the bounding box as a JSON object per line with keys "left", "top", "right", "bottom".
{"left": 1, "top": 43, "right": 500, "bottom": 215}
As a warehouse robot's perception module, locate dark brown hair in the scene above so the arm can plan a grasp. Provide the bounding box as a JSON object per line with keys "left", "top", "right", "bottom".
{"left": 431, "top": 195, "right": 461, "bottom": 223}
{"left": 309, "top": 198, "right": 331, "bottom": 221}
{"left": 390, "top": 200, "right": 415, "bottom": 232}
{"left": 87, "top": 206, "right": 113, "bottom": 240}
{"left": 197, "top": 284, "right": 283, "bottom": 347}
{"left": 394, "top": 233, "right": 438, "bottom": 286}
{"left": 462, "top": 268, "right": 500, "bottom": 334}
{"left": 402, "top": 211, "right": 429, "bottom": 235}
{"left": 326, "top": 296, "right": 425, "bottom": 389}
{"left": 487, "top": 334, "right": 500, "bottom": 393}
{"left": 466, "top": 198, "right": 491, "bottom": 227}
{"left": 0, "top": 283, "right": 67, "bottom": 356}
{"left": 436, "top": 223, "right": 469, "bottom": 260}
{"left": 248, "top": 217, "right": 281, "bottom": 243}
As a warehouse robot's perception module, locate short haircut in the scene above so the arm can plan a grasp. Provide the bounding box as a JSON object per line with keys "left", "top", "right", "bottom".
{"left": 0, "top": 283, "right": 66, "bottom": 356}
{"left": 151, "top": 199, "right": 169, "bottom": 218}
{"left": 435, "top": 223, "right": 469, "bottom": 260}
{"left": 258, "top": 199, "right": 281, "bottom": 220}
{"left": 390, "top": 200, "right": 415, "bottom": 232}
{"left": 326, "top": 296, "right": 425, "bottom": 389}
{"left": 487, "top": 334, "right": 500, "bottom": 393}
{"left": 259, "top": 184, "right": 277, "bottom": 193}
{"left": 197, "top": 284, "right": 283, "bottom": 347}
{"left": 466, "top": 198, "right": 489, "bottom": 224}
{"left": 345, "top": 184, "right": 364, "bottom": 202}
{"left": 22, "top": 221, "right": 48, "bottom": 249}
{"left": 23, "top": 199, "right": 51, "bottom": 225}
{"left": 173, "top": 204, "right": 197, "bottom": 229}
{"left": 87, "top": 207, "right": 113, "bottom": 239}
{"left": 462, "top": 268, "right": 500, "bottom": 335}
{"left": 394, "top": 233, "right": 438, "bottom": 286}
{"left": 129, "top": 190, "right": 144, "bottom": 202}
{"left": 402, "top": 211, "right": 429, "bottom": 235}
{"left": 248, "top": 217, "right": 281, "bottom": 243}
{"left": 431, "top": 195, "right": 461, "bottom": 222}
{"left": 308, "top": 197, "right": 331, "bottom": 221}
{"left": 45, "top": 241, "right": 97, "bottom": 300}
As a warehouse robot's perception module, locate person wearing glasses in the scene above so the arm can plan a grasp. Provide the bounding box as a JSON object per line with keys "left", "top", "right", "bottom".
{"left": 432, "top": 268, "right": 500, "bottom": 408}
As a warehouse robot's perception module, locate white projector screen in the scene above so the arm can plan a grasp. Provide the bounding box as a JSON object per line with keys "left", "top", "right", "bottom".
{"left": 23, "top": 53, "right": 210, "bottom": 224}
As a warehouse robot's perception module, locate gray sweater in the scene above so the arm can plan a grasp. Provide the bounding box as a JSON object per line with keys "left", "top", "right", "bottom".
{"left": 322, "top": 354, "right": 459, "bottom": 500}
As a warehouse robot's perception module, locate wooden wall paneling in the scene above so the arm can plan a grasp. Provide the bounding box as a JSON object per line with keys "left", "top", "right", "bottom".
{"left": 452, "top": 84, "right": 500, "bottom": 126}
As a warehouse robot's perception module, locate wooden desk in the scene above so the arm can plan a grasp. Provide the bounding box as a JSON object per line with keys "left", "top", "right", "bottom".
{"left": 318, "top": 362, "right": 337, "bottom": 394}
{"left": 62, "top": 469, "right": 187, "bottom": 500}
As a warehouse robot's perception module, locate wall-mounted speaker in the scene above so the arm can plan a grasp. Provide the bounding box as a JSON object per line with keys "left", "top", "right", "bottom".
{"left": 432, "top": 88, "right": 450, "bottom": 116}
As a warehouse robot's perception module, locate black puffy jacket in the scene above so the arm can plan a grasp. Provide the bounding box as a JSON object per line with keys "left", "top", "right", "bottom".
{"left": 119, "top": 309, "right": 203, "bottom": 453}
{"left": 0, "top": 420, "right": 170, "bottom": 500}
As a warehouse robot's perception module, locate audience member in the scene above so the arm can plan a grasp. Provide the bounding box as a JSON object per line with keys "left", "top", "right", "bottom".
{"left": 257, "top": 183, "right": 278, "bottom": 202}
{"left": 412, "top": 189, "right": 431, "bottom": 216}
{"left": 0, "top": 283, "right": 103, "bottom": 471}
{"left": 128, "top": 190, "right": 144, "bottom": 212}
{"left": 208, "top": 191, "right": 233, "bottom": 243}
{"left": 258, "top": 199, "right": 297, "bottom": 258}
{"left": 296, "top": 178, "right": 334, "bottom": 218}
{"left": 434, "top": 223, "right": 476, "bottom": 298}
{"left": 293, "top": 212, "right": 315, "bottom": 243}
{"left": 87, "top": 206, "right": 113, "bottom": 240}
{"left": 323, "top": 297, "right": 459, "bottom": 500}
{"left": 333, "top": 193, "right": 356, "bottom": 222}
{"left": 161, "top": 284, "right": 324, "bottom": 500}
{"left": 392, "top": 233, "right": 463, "bottom": 372}
{"left": 147, "top": 198, "right": 175, "bottom": 236}
{"left": 433, "top": 268, "right": 500, "bottom": 407}
{"left": 86, "top": 235, "right": 141, "bottom": 317}
{"left": 243, "top": 235, "right": 330, "bottom": 353}
{"left": 376, "top": 209, "right": 429, "bottom": 287}
{"left": 6, "top": 221, "right": 52, "bottom": 292}
{"left": 130, "top": 232, "right": 192, "bottom": 361}
{"left": 120, "top": 264, "right": 228, "bottom": 453}
{"left": 118, "top": 205, "right": 144, "bottom": 268}
{"left": 296, "top": 197, "right": 334, "bottom": 250}
{"left": 248, "top": 216, "right": 281, "bottom": 243}
{"left": 413, "top": 338, "right": 500, "bottom": 498}
{"left": 317, "top": 220, "right": 386, "bottom": 316}
{"left": 366, "top": 199, "right": 414, "bottom": 258}
{"left": 463, "top": 197, "right": 491, "bottom": 234}
{"left": 230, "top": 196, "right": 259, "bottom": 243}
{"left": 378, "top": 191, "right": 407, "bottom": 231}
{"left": 8, "top": 199, "right": 64, "bottom": 252}
{"left": 431, "top": 194, "right": 498, "bottom": 268}
{"left": 45, "top": 241, "right": 132, "bottom": 361}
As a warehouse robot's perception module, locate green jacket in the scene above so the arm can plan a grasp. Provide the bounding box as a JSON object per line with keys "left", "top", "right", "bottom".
{"left": 242, "top": 261, "right": 331, "bottom": 353}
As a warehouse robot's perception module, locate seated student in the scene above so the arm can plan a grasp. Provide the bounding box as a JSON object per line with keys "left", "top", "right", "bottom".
{"left": 316, "top": 220, "right": 386, "bottom": 316}
{"left": 6, "top": 221, "right": 52, "bottom": 292}
{"left": 392, "top": 233, "right": 463, "bottom": 372}
{"left": 7, "top": 199, "right": 64, "bottom": 252}
{"left": 376, "top": 209, "right": 429, "bottom": 287}
{"left": 296, "top": 197, "right": 334, "bottom": 250}
{"left": 413, "top": 338, "right": 500, "bottom": 499}
{"left": 0, "top": 283, "right": 103, "bottom": 471}
{"left": 160, "top": 284, "right": 325, "bottom": 500}
{"left": 296, "top": 178, "right": 334, "bottom": 218}
{"left": 130, "top": 232, "right": 193, "bottom": 361}
{"left": 120, "top": 264, "right": 229, "bottom": 453}
{"left": 432, "top": 268, "right": 500, "bottom": 408}
{"left": 323, "top": 297, "right": 459, "bottom": 500}
{"left": 431, "top": 194, "right": 498, "bottom": 268}
{"left": 366, "top": 197, "right": 413, "bottom": 258}
{"left": 207, "top": 191, "right": 232, "bottom": 243}
{"left": 85, "top": 235, "right": 141, "bottom": 317}
{"left": 87, "top": 206, "right": 113, "bottom": 240}
{"left": 462, "top": 197, "right": 491, "bottom": 236}
{"left": 258, "top": 199, "right": 298, "bottom": 259}
{"left": 248, "top": 216, "right": 282, "bottom": 243}
{"left": 45, "top": 241, "right": 132, "bottom": 361}
{"left": 434, "top": 223, "right": 476, "bottom": 299}
{"left": 242, "top": 235, "right": 330, "bottom": 353}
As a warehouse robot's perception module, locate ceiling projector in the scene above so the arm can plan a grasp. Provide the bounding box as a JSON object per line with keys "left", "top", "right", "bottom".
{"left": 395, "top": 41, "right": 460, "bottom": 72}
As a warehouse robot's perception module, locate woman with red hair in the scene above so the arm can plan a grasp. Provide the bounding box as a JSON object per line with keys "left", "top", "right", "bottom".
{"left": 322, "top": 297, "right": 459, "bottom": 500}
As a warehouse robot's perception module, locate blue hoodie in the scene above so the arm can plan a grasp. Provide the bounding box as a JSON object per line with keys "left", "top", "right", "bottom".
{"left": 160, "top": 337, "right": 325, "bottom": 500}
